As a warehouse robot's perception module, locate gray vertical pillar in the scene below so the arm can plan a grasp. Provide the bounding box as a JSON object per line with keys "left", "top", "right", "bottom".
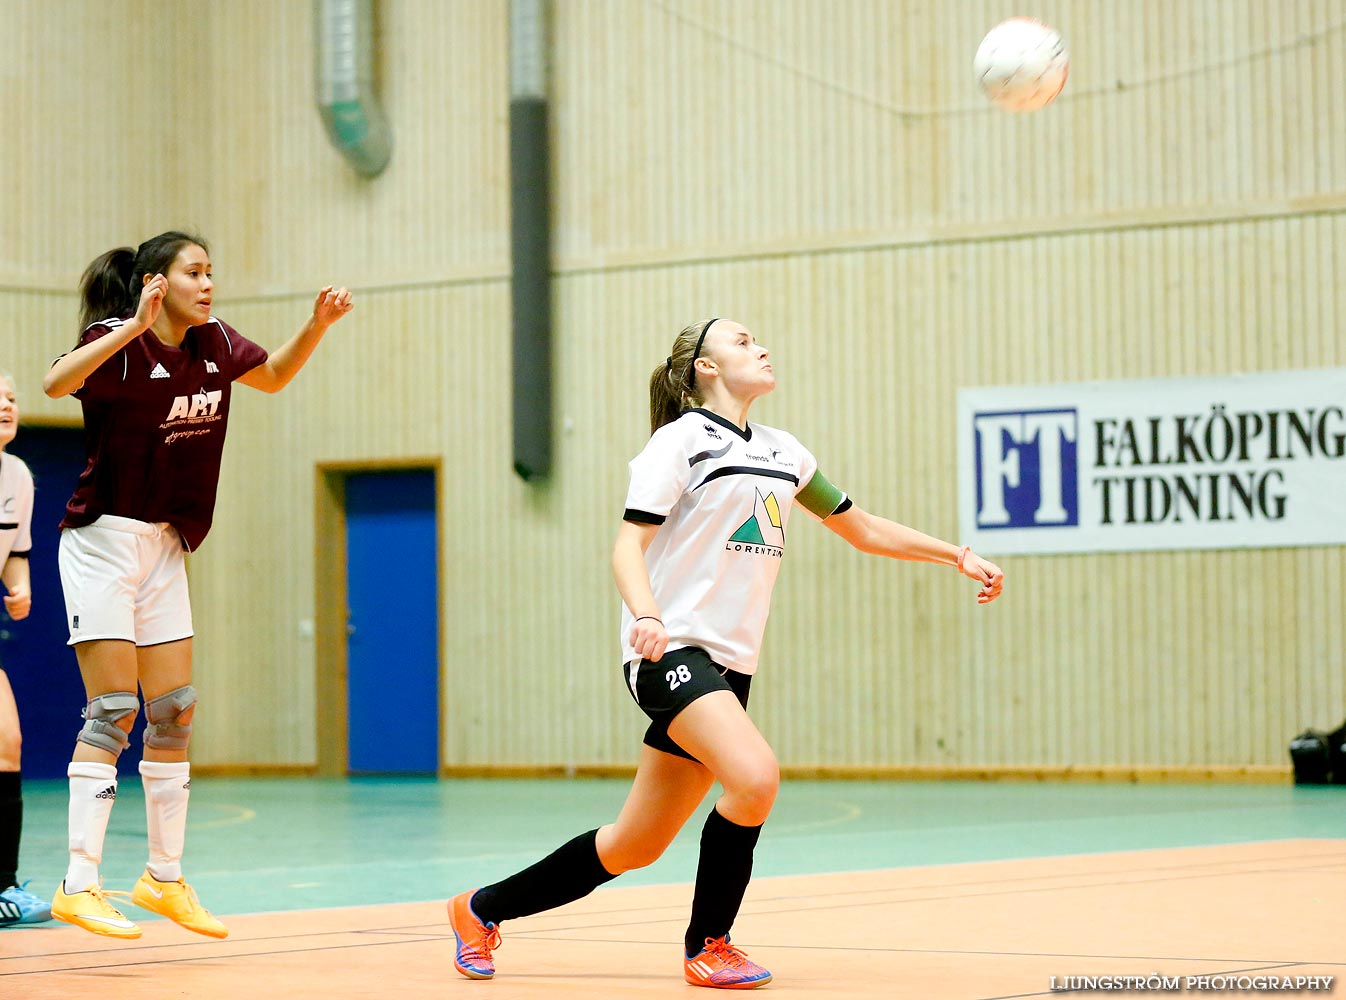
{"left": 510, "top": 0, "right": 552, "bottom": 481}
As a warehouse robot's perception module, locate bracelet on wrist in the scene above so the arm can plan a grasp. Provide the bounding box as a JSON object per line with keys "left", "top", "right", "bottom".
{"left": 635, "top": 615, "right": 663, "bottom": 624}
{"left": 956, "top": 545, "right": 970, "bottom": 573}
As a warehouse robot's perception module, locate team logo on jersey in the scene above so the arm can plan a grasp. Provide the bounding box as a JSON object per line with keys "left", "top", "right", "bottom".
{"left": 726, "top": 489, "right": 785, "bottom": 558}
{"left": 160, "top": 390, "right": 225, "bottom": 443}
{"left": 165, "top": 391, "right": 222, "bottom": 422}
{"left": 205, "top": 361, "right": 220, "bottom": 374}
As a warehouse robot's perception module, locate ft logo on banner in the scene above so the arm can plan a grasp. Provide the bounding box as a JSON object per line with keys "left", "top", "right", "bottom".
{"left": 973, "top": 409, "right": 1079, "bottom": 528}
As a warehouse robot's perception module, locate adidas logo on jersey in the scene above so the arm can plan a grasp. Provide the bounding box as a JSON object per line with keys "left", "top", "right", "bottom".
{"left": 150, "top": 363, "right": 171, "bottom": 379}
{"left": 95, "top": 785, "right": 117, "bottom": 800}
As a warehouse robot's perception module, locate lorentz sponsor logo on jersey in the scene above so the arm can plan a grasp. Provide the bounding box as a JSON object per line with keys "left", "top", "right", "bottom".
{"left": 161, "top": 390, "right": 224, "bottom": 445}
{"left": 726, "top": 489, "right": 785, "bottom": 557}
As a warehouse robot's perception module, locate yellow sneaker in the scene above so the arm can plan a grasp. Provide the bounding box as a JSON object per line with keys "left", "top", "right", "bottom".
{"left": 130, "top": 871, "right": 229, "bottom": 939}
{"left": 51, "top": 882, "right": 142, "bottom": 939}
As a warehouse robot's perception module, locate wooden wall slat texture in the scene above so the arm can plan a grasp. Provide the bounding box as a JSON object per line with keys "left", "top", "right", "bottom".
{"left": 4, "top": 1, "right": 1341, "bottom": 771}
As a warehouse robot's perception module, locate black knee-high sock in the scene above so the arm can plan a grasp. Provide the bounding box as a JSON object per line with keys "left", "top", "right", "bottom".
{"left": 0, "top": 771, "right": 21, "bottom": 890}
{"left": 471, "top": 829, "right": 618, "bottom": 925}
{"left": 685, "top": 807, "right": 762, "bottom": 957}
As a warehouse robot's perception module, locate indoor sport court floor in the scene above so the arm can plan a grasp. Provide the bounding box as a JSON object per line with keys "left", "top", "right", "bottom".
{"left": 3, "top": 778, "right": 1342, "bottom": 998}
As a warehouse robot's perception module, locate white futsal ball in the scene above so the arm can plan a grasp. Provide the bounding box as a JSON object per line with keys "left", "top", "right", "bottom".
{"left": 974, "top": 17, "right": 1069, "bottom": 112}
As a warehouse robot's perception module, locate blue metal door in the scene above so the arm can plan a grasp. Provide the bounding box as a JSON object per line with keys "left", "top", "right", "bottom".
{"left": 345, "top": 470, "right": 439, "bottom": 774}
{"left": 2, "top": 427, "right": 146, "bottom": 778}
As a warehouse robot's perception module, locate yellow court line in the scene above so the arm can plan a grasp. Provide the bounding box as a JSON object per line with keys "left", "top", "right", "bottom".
{"left": 771, "top": 797, "right": 863, "bottom": 835}
{"left": 191, "top": 804, "right": 258, "bottom": 830}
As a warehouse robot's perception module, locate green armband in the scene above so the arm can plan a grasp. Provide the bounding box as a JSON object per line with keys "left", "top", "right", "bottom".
{"left": 797, "top": 470, "right": 848, "bottom": 518}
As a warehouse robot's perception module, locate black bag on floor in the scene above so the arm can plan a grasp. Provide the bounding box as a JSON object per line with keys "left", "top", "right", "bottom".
{"left": 1289, "top": 729, "right": 1332, "bottom": 785}
{"left": 1327, "top": 722, "right": 1346, "bottom": 786}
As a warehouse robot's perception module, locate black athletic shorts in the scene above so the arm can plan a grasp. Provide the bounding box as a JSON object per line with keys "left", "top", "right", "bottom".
{"left": 622, "top": 645, "right": 752, "bottom": 762}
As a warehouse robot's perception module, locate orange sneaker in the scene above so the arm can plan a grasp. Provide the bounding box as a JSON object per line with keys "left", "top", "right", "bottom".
{"left": 448, "top": 890, "right": 501, "bottom": 980}
{"left": 50, "top": 882, "right": 142, "bottom": 939}
{"left": 684, "top": 936, "right": 773, "bottom": 989}
{"left": 130, "top": 871, "right": 229, "bottom": 939}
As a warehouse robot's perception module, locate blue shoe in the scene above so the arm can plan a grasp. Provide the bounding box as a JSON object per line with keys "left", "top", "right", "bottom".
{"left": 0, "top": 881, "right": 55, "bottom": 924}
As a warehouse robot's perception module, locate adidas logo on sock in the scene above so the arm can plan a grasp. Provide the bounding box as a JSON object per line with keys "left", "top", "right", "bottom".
{"left": 95, "top": 785, "right": 117, "bottom": 800}
{"left": 150, "top": 363, "right": 170, "bottom": 379}
{"left": 182, "top": 779, "right": 191, "bottom": 790}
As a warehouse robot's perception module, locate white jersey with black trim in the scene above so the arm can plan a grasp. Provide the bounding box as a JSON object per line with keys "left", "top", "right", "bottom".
{"left": 0, "top": 452, "right": 35, "bottom": 562}
{"left": 621, "top": 408, "right": 848, "bottom": 675}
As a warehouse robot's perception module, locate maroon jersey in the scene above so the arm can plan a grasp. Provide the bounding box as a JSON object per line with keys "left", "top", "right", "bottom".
{"left": 59, "top": 316, "right": 269, "bottom": 551}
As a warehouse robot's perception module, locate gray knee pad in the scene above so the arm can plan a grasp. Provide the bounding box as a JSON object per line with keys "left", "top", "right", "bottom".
{"left": 144, "top": 685, "right": 197, "bottom": 750}
{"left": 78, "top": 692, "right": 140, "bottom": 756}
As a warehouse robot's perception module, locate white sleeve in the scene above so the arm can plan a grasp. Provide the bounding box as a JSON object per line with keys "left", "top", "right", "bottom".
{"left": 791, "top": 435, "right": 819, "bottom": 496}
{"left": 786, "top": 433, "right": 853, "bottom": 521}
{"left": 13, "top": 459, "right": 33, "bottom": 553}
{"left": 623, "top": 423, "right": 693, "bottom": 524}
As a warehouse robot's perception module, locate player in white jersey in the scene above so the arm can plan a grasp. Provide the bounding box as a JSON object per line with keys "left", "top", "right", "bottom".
{"left": 0, "top": 372, "right": 51, "bottom": 925}
{"left": 446, "top": 318, "right": 1004, "bottom": 989}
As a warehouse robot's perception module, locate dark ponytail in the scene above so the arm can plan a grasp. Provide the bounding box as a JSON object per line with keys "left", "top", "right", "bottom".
{"left": 76, "top": 230, "right": 209, "bottom": 344}
{"left": 648, "top": 319, "right": 716, "bottom": 434}
{"left": 78, "top": 247, "right": 136, "bottom": 336}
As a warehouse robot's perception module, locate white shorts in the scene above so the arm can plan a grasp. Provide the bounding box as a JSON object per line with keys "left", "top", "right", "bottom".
{"left": 58, "top": 515, "right": 194, "bottom": 647}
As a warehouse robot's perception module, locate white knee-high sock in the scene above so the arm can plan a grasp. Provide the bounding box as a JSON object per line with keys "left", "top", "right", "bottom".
{"left": 140, "top": 760, "right": 191, "bottom": 882}
{"left": 65, "top": 761, "right": 119, "bottom": 891}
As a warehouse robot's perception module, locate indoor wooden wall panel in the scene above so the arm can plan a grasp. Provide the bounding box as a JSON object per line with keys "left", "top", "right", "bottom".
{"left": 185, "top": 282, "right": 512, "bottom": 765}
{"left": 86, "top": 215, "right": 1346, "bottom": 769}
{"left": 2, "top": 292, "right": 81, "bottom": 416}
{"left": 0, "top": 2, "right": 204, "bottom": 293}
{"left": 7, "top": 2, "right": 1343, "bottom": 772}
{"left": 199, "top": 0, "right": 509, "bottom": 298}
{"left": 3, "top": 0, "right": 208, "bottom": 425}
{"left": 537, "top": 214, "right": 1343, "bottom": 771}
{"left": 3, "top": 0, "right": 512, "bottom": 765}
{"left": 551, "top": 0, "right": 1346, "bottom": 270}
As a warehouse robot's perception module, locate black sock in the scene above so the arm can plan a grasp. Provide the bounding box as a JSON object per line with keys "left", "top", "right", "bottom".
{"left": 0, "top": 771, "right": 21, "bottom": 890}
{"left": 471, "top": 829, "right": 617, "bottom": 925}
{"left": 685, "top": 807, "right": 762, "bottom": 957}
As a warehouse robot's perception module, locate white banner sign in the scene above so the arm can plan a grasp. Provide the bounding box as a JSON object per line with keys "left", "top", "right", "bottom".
{"left": 957, "top": 369, "right": 1346, "bottom": 555}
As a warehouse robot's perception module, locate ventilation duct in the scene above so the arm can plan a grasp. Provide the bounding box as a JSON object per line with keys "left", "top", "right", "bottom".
{"left": 315, "top": 0, "right": 391, "bottom": 177}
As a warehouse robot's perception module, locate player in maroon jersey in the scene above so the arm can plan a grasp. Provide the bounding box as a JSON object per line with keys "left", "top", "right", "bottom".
{"left": 41, "top": 231, "right": 352, "bottom": 939}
